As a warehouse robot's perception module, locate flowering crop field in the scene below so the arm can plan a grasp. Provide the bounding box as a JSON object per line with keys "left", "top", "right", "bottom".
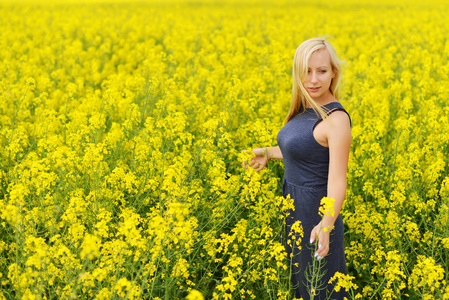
{"left": 1, "top": 0, "right": 449, "bottom": 299}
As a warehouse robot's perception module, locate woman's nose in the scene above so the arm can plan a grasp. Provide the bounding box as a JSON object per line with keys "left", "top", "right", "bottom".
{"left": 310, "top": 71, "right": 318, "bottom": 83}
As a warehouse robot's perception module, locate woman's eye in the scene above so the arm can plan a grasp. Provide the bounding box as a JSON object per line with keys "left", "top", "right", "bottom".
{"left": 320, "top": 70, "right": 327, "bottom": 73}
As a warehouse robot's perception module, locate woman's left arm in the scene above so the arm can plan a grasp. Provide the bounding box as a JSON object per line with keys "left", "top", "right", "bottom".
{"left": 310, "top": 111, "right": 351, "bottom": 259}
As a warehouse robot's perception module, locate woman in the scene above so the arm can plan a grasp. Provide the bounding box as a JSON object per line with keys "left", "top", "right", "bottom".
{"left": 244, "top": 37, "right": 351, "bottom": 299}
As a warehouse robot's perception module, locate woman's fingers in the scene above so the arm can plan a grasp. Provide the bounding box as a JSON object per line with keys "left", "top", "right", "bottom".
{"left": 242, "top": 150, "right": 256, "bottom": 169}
{"left": 309, "top": 225, "right": 330, "bottom": 259}
{"left": 242, "top": 150, "right": 252, "bottom": 168}
{"left": 315, "top": 244, "right": 329, "bottom": 259}
{"left": 242, "top": 149, "right": 267, "bottom": 171}
{"left": 314, "top": 231, "right": 330, "bottom": 259}
{"left": 242, "top": 159, "right": 257, "bottom": 169}
{"left": 309, "top": 227, "right": 317, "bottom": 244}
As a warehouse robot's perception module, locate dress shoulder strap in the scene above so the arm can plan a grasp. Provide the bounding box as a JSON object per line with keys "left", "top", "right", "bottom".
{"left": 313, "top": 104, "right": 352, "bottom": 130}
{"left": 325, "top": 107, "right": 352, "bottom": 127}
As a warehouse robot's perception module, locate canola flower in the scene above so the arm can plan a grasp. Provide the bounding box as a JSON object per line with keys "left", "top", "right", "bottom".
{"left": 0, "top": 0, "right": 449, "bottom": 299}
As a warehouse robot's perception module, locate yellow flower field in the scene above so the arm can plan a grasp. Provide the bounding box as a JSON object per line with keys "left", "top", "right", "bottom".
{"left": 0, "top": 0, "right": 448, "bottom": 299}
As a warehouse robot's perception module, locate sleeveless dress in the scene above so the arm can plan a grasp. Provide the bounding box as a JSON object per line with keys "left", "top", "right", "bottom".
{"left": 276, "top": 101, "right": 350, "bottom": 299}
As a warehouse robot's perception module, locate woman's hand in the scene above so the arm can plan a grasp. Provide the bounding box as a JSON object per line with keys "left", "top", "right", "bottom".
{"left": 309, "top": 221, "right": 331, "bottom": 260}
{"left": 242, "top": 148, "right": 269, "bottom": 172}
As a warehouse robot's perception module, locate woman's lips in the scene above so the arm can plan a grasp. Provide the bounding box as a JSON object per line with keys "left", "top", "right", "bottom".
{"left": 308, "top": 87, "right": 320, "bottom": 92}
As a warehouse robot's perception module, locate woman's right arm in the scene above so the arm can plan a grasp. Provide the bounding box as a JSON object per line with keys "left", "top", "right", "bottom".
{"left": 242, "top": 146, "right": 283, "bottom": 172}
{"left": 266, "top": 146, "right": 283, "bottom": 160}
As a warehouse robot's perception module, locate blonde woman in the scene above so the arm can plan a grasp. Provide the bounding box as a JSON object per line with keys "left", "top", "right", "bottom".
{"left": 244, "top": 38, "right": 351, "bottom": 299}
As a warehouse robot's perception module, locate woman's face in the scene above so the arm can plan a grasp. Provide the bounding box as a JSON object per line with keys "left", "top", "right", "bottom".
{"left": 302, "top": 49, "right": 336, "bottom": 103}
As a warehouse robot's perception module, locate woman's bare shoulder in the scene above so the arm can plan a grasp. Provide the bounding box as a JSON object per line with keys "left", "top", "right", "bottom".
{"left": 327, "top": 109, "right": 351, "bottom": 128}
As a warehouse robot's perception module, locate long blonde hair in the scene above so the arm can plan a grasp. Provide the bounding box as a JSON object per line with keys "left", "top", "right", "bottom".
{"left": 285, "top": 37, "right": 343, "bottom": 124}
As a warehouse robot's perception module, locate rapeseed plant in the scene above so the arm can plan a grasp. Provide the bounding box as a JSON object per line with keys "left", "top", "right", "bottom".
{"left": 0, "top": 0, "right": 448, "bottom": 299}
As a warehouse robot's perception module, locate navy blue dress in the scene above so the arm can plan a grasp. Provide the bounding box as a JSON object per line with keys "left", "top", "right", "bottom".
{"left": 277, "top": 101, "right": 350, "bottom": 299}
